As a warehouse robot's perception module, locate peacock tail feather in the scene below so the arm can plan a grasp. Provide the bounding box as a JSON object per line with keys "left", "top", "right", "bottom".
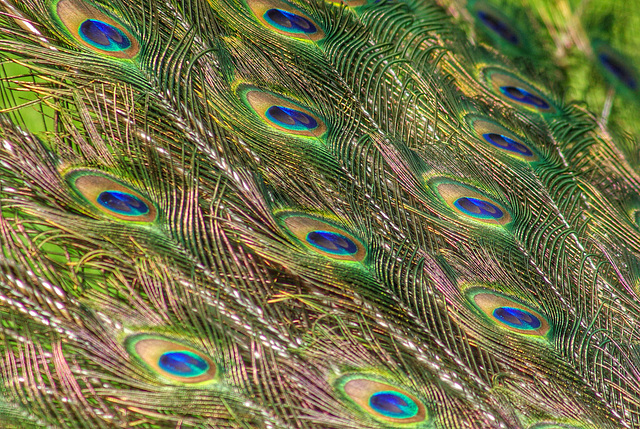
{"left": 0, "top": 0, "right": 639, "bottom": 427}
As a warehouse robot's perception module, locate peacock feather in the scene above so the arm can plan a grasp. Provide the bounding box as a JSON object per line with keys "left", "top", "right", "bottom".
{"left": 0, "top": 0, "right": 639, "bottom": 427}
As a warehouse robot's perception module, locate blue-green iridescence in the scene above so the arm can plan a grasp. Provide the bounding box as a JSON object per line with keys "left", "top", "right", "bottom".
{"left": 369, "top": 391, "right": 419, "bottom": 419}
{"left": 500, "top": 86, "right": 550, "bottom": 109}
{"left": 598, "top": 53, "right": 638, "bottom": 90}
{"left": 306, "top": 230, "right": 358, "bottom": 255}
{"left": 477, "top": 11, "right": 519, "bottom": 45}
{"left": 264, "top": 9, "right": 317, "bottom": 34}
{"left": 158, "top": 351, "right": 210, "bottom": 377}
{"left": 454, "top": 197, "right": 504, "bottom": 220}
{"left": 493, "top": 307, "right": 541, "bottom": 330}
{"left": 483, "top": 133, "right": 533, "bottom": 156}
{"left": 97, "top": 191, "right": 149, "bottom": 216}
{"left": 79, "top": 19, "right": 131, "bottom": 51}
{"left": 266, "top": 105, "right": 318, "bottom": 131}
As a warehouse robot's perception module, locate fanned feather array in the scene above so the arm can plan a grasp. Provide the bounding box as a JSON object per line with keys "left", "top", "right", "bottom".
{"left": 0, "top": 0, "right": 639, "bottom": 427}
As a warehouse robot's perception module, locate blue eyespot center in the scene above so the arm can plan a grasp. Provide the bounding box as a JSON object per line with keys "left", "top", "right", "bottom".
{"left": 79, "top": 19, "right": 131, "bottom": 51}
{"left": 97, "top": 191, "right": 149, "bottom": 216}
{"left": 264, "top": 9, "right": 317, "bottom": 34}
{"left": 477, "top": 11, "right": 518, "bottom": 44}
{"left": 483, "top": 133, "right": 533, "bottom": 156}
{"left": 598, "top": 53, "right": 638, "bottom": 90}
{"left": 493, "top": 307, "right": 541, "bottom": 330}
{"left": 454, "top": 197, "right": 504, "bottom": 220}
{"left": 158, "top": 351, "right": 209, "bottom": 377}
{"left": 266, "top": 106, "right": 318, "bottom": 131}
{"left": 500, "top": 86, "right": 550, "bottom": 110}
{"left": 306, "top": 230, "right": 358, "bottom": 255}
{"left": 369, "top": 391, "right": 419, "bottom": 419}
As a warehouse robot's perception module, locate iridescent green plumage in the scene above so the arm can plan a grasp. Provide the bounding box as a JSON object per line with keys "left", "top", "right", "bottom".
{"left": 0, "top": 0, "right": 639, "bottom": 427}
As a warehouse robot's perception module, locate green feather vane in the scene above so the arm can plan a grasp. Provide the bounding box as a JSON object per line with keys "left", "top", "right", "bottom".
{"left": 0, "top": 0, "right": 640, "bottom": 427}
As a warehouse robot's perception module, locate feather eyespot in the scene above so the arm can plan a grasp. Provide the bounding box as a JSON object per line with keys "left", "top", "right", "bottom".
{"left": 337, "top": 376, "right": 429, "bottom": 424}
{"left": 466, "top": 116, "right": 538, "bottom": 162}
{"left": 469, "top": 2, "right": 520, "bottom": 46}
{"left": 53, "top": 0, "right": 139, "bottom": 58}
{"left": 467, "top": 288, "right": 551, "bottom": 337}
{"left": 265, "top": 9, "right": 317, "bottom": 34}
{"left": 599, "top": 53, "right": 637, "bottom": 89}
{"left": 79, "top": 19, "right": 131, "bottom": 50}
{"left": 484, "top": 68, "right": 555, "bottom": 114}
{"left": 593, "top": 42, "right": 638, "bottom": 91}
{"left": 501, "top": 86, "right": 550, "bottom": 109}
{"left": 279, "top": 213, "right": 366, "bottom": 261}
{"left": 242, "top": 89, "right": 327, "bottom": 137}
{"left": 247, "top": 0, "right": 325, "bottom": 41}
{"left": 454, "top": 197, "right": 504, "bottom": 219}
{"left": 433, "top": 180, "right": 512, "bottom": 226}
{"left": 96, "top": 190, "right": 149, "bottom": 216}
{"left": 126, "top": 335, "right": 218, "bottom": 384}
{"left": 265, "top": 105, "right": 319, "bottom": 131}
{"left": 65, "top": 170, "right": 157, "bottom": 222}
{"left": 493, "top": 307, "right": 541, "bottom": 330}
{"left": 306, "top": 230, "right": 358, "bottom": 255}
{"left": 477, "top": 11, "right": 518, "bottom": 44}
{"left": 484, "top": 133, "right": 532, "bottom": 155}
{"left": 369, "top": 391, "right": 419, "bottom": 418}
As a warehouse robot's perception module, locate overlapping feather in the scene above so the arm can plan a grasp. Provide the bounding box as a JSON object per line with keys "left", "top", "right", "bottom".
{"left": 0, "top": 0, "right": 639, "bottom": 427}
